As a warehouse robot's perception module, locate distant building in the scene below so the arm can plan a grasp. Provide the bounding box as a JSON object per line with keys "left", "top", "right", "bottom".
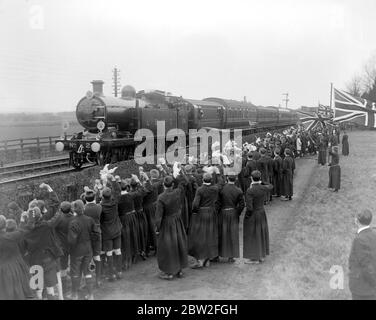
{"left": 300, "top": 106, "right": 318, "bottom": 114}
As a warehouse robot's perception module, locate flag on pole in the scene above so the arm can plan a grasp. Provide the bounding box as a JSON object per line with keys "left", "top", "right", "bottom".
{"left": 332, "top": 88, "right": 376, "bottom": 128}
{"left": 297, "top": 109, "right": 332, "bottom": 131}
{"left": 318, "top": 104, "right": 334, "bottom": 118}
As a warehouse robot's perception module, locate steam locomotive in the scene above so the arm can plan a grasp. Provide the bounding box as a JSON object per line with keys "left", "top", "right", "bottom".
{"left": 55, "top": 80, "right": 299, "bottom": 168}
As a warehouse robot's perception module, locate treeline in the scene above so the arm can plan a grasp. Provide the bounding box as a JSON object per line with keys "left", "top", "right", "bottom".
{"left": 346, "top": 52, "right": 376, "bottom": 101}
{"left": 0, "top": 111, "right": 76, "bottom": 123}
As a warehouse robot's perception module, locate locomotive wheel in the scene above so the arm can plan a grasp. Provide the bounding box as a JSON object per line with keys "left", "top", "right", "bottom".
{"left": 72, "top": 152, "right": 83, "bottom": 169}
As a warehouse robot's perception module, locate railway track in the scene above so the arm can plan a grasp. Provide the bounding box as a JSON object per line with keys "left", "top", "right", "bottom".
{"left": 0, "top": 156, "right": 95, "bottom": 186}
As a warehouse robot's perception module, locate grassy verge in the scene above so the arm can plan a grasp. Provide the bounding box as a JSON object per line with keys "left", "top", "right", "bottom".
{"left": 261, "top": 130, "right": 376, "bottom": 299}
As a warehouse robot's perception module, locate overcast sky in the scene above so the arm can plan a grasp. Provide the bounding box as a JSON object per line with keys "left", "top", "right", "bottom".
{"left": 0, "top": 0, "right": 375, "bottom": 113}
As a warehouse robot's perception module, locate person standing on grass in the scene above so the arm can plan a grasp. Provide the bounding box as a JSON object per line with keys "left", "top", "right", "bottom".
{"left": 272, "top": 148, "right": 283, "bottom": 198}
{"left": 317, "top": 134, "right": 327, "bottom": 166}
{"left": 342, "top": 131, "right": 349, "bottom": 156}
{"left": 349, "top": 210, "right": 376, "bottom": 300}
{"left": 328, "top": 146, "right": 341, "bottom": 192}
{"left": 281, "top": 148, "right": 295, "bottom": 201}
{"left": 155, "top": 176, "right": 188, "bottom": 280}
{"left": 243, "top": 170, "right": 273, "bottom": 264}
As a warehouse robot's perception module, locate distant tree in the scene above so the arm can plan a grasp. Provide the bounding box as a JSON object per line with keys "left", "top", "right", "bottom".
{"left": 345, "top": 75, "right": 364, "bottom": 97}
{"left": 362, "top": 53, "right": 376, "bottom": 94}
{"left": 347, "top": 51, "right": 376, "bottom": 101}
{"left": 362, "top": 78, "right": 376, "bottom": 102}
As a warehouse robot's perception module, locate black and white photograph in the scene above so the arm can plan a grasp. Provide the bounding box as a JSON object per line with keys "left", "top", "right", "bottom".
{"left": 1, "top": 0, "right": 376, "bottom": 305}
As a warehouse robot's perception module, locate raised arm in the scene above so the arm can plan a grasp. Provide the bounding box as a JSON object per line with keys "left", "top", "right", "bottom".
{"left": 192, "top": 189, "right": 202, "bottom": 213}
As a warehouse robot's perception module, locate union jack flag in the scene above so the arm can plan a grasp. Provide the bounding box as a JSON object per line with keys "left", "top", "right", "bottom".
{"left": 297, "top": 109, "right": 332, "bottom": 131}
{"left": 333, "top": 88, "right": 376, "bottom": 128}
{"left": 318, "top": 104, "right": 334, "bottom": 118}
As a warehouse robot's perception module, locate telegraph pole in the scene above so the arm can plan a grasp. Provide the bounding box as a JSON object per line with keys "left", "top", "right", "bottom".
{"left": 282, "top": 92, "right": 289, "bottom": 109}
{"left": 112, "top": 67, "right": 121, "bottom": 97}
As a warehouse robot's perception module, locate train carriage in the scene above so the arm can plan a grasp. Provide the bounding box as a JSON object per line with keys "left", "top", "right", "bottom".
{"left": 55, "top": 80, "right": 300, "bottom": 168}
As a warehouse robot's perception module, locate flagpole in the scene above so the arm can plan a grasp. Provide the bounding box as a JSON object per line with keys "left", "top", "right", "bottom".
{"left": 329, "top": 82, "right": 333, "bottom": 110}
{"left": 328, "top": 83, "right": 333, "bottom": 164}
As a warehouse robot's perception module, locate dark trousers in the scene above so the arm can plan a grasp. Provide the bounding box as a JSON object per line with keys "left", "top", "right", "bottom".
{"left": 70, "top": 255, "right": 92, "bottom": 277}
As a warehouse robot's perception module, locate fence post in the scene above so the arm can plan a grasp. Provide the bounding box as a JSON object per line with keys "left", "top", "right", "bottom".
{"left": 36, "top": 137, "right": 41, "bottom": 158}
{"left": 4, "top": 141, "right": 8, "bottom": 163}
{"left": 20, "top": 138, "right": 24, "bottom": 161}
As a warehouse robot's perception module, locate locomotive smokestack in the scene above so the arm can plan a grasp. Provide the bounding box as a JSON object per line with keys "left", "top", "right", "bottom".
{"left": 91, "top": 80, "right": 104, "bottom": 96}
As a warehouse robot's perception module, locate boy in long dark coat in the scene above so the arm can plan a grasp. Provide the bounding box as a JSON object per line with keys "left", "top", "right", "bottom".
{"left": 272, "top": 148, "right": 283, "bottom": 197}
{"left": 118, "top": 180, "right": 142, "bottom": 269}
{"left": 155, "top": 176, "right": 188, "bottom": 280}
{"left": 142, "top": 169, "right": 162, "bottom": 256}
{"left": 243, "top": 170, "right": 273, "bottom": 264}
{"left": 0, "top": 212, "right": 35, "bottom": 300}
{"left": 68, "top": 200, "right": 100, "bottom": 300}
{"left": 217, "top": 172, "right": 244, "bottom": 262}
{"left": 54, "top": 201, "right": 75, "bottom": 296}
{"left": 84, "top": 190, "right": 103, "bottom": 287}
{"left": 317, "top": 135, "right": 327, "bottom": 165}
{"left": 131, "top": 177, "right": 149, "bottom": 261}
{"left": 23, "top": 207, "right": 63, "bottom": 299}
{"left": 188, "top": 172, "right": 219, "bottom": 268}
{"left": 328, "top": 146, "right": 341, "bottom": 192}
{"left": 281, "top": 148, "right": 295, "bottom": 201}
{"left": 100, "top": 178, "right": 122, "bottom": 281}
{"left": 243, "top": 152, "right": 258, "bottom": 191}
{"left": 184, "top": 165, "right": 198, "bottom": 230}
{"left": 257, "top": 148, "right": 272, "bottom": 204}
{"left": 342, "top": 132, "right": 349, "bottom": 156}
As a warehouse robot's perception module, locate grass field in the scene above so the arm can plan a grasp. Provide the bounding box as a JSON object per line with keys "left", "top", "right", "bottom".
{"left": 0, "top": 122, "right": 82, "bottom": 141}
{"left": 268, "top": 130, "right": 376, "bottom": 299}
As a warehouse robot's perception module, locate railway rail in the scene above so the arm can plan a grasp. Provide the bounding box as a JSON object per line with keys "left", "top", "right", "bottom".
{"left": 0, "top": 156, "right": 95, "bottom": 186}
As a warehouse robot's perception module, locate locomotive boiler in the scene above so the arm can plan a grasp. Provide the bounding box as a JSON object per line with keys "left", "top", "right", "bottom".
{"left": 55, "top": 80, "right": 299, "bottom": 168}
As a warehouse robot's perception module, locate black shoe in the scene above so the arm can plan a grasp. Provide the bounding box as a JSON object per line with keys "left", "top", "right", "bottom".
{"left": 210, "top": 256, "right": 219, "bottom": 263}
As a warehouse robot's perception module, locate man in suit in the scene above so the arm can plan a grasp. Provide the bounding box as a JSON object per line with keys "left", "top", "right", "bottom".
{"left": 348, "top": 209, "right": 376, "bottom": 300}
